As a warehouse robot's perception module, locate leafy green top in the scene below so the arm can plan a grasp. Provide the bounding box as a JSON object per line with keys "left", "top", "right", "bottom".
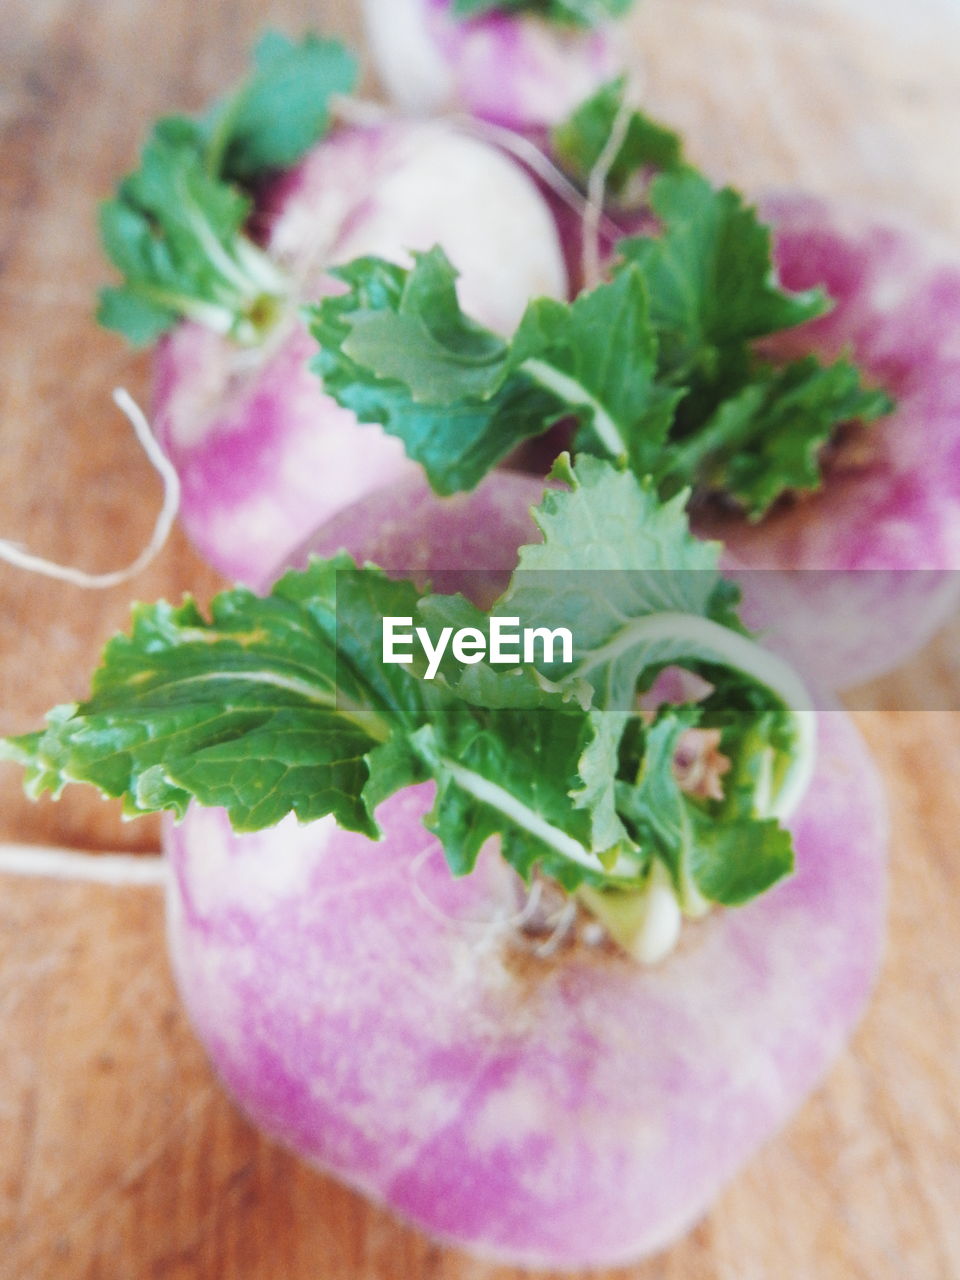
{"left": 3, "top": 457, "right": 812, "bottom": 936}
{"left": 98, "top": 31, "right": 357, "bottom": 346}
{"left": 450, "top": 0, "right": 633, "bottom": 28}
{"left": 308, "top": 83, "right": 892, "bottom": 519}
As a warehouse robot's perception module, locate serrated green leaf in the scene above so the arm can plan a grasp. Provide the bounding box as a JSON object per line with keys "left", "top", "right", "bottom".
{"left": 410, "top": 707, "right": 617, "bottom": 889}
{"left": 572, "top": 708, "right": 635, "bottom": 854}
{"left": 310, "top": 254, "right": 560, "bottom": 494}
{"left": 1, "top": 557, "right": 427, "bottom": 834}
{"left": 99, "top": 116, "right": 285, "bottom": 345}
{"left": 339, "top": 248, "right": 510, "bottom": 403}
{"left": 698, "top": 358, "right": 893, "bottom": 518}
{"left": 618, "top": 169, "right": 830, "bottom": 394}
{"left": 309, "top": 252, "right": 676, "bottom": 489}
{"left": 615, "top": 704, "right": 793, "bottom": 908}
{"left": 502, "top": 455, "right": 746, "bottom": 706}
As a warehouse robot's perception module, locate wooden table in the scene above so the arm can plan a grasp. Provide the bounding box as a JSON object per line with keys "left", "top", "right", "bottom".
{"left": 1, "top": 2, "right": 958, "bottom": 1276}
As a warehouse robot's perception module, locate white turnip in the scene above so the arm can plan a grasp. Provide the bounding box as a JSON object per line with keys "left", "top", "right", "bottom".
{"left": 161, "top": 470, "right": 887, "bottom": 1268}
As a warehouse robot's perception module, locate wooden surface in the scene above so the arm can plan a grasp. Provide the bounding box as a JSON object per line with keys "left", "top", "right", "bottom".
{"left": 1, "top": 1, "right": 959, "bottom": 1276}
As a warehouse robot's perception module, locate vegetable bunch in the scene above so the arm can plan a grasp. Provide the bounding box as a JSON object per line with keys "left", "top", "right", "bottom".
{"left": 11, "top": 13, "right": 954, "bottom": 1267}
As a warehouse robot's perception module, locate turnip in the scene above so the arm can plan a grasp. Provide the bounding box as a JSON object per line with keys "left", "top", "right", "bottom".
{"left": 553, "top": 89, "right": 960, "bottom": 685}
{"left": 3, "top": 455, "right": 886, "bottom": 1266}
{"left": 311, "top": 85, "right": 960, "bottom": 688}
{"left": 705, "top": 192, "right": 960, "bottom": 688}
{"left": 360, "top": 0, "right": 633, "bottom": 130}
{"left": 99, "top": 32, "right": 567, "bottom": 588}
{"left": 155, "top": 466, "right": 883, "bottom": 1269}
{"left": 163, "top": 709, "right": 883, "bottom": 1269}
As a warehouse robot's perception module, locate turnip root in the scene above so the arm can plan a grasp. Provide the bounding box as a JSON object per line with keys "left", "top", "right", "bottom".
{"left": 150, "top": 118, "right": 567, "bottom": 588}
{"left": 163, "top": 468, "right": 887, "bottom": 1268}
{"left": 361, "top": 0, "right": 628, "bottom": 129}
{"left": 702, "top": 193, "right": 960, "bottom": 688}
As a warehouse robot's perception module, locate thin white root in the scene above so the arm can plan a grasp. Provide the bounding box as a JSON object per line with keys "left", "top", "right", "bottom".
{"left": 452, "top": 113, "right": 622, "bottom": 246}
{"left": 408, "top": 840, "right": 544, "bottom": 936}
{"left": 0, "top": 843, "right": 167, "bottom": 887}
{"left": 0, "top": 388, "right": 180, "bottom": 589}
{"left": 581, "top": 90, "right": 636, "bottom": 290}
{"left": 534, "top": 899, "right": 578, "bottom": 958}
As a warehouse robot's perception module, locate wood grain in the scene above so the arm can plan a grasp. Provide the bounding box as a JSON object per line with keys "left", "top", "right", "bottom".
{"left": 1, "top": 1, "right": 959, "bottom": 1277}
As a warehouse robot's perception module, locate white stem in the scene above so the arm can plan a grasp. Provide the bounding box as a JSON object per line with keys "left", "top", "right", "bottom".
{"left": 0, "top": 843, "right": 167, "bottom": 886}
{"left": 579, "top": 860, "right": 683, "bottom": 965}
{"left": 0, "top": 390, "right": 180, "bottom": 589}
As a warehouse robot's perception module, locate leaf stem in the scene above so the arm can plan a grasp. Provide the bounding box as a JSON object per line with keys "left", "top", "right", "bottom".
{"left": 439, "top": 756, "right": 640, "bottom": 879}
{"left": 142, "top": 668, "right": 393, "bottom": 745}
{"left": 521, "top": 357, "right": 626, "bottom": 456}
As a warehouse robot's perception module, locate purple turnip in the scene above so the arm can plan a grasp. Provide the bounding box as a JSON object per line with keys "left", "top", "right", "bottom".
{"left": 701, "top": 193, "right": 960, "bottom": 688}
{"left": 361, "top": 0, "right": 630, "bottom": 130}
{"left": 150, "top": 118, "right": 566, "bottom": 589}
{"left": 162, "top": 469, "right": 887, "bottom": 1268}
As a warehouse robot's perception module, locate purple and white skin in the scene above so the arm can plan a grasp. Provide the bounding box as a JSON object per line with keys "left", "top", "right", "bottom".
{"left": 165, "top": 470, "right": 887, "bottom": 1269}
{"left": 693, "top": 193, "right": 960, "bottom": 689}
{"left": 151, "top": 119, "right": 567, "bottom": 589}
{"left": 361, "top": 0, "right": 627, "bottom": 130}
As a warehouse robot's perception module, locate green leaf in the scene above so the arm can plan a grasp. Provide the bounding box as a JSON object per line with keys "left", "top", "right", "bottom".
{"left": 310, "top": 253, "right": 557, "bottom": 494}
{"left": 572, "top": 708, "right": 636, "bottom": 855}
{"left": 99, "top": 31, "right": 355, "bottom": 345}
{"left": 677, "top": 357, "right": 894, "bottom": 518}
{"left": 311, "top": 169, "right": 891, "bottom": 516}
{"left": 339, "top": 248, "right": 511, "bottom": 403}
{"left": 552, "top": 76, "right": 685, "bottom": 197}
{"left": 503, "top": 454, "right": 748, "bottom": 707}
{"left": 412, "top": 593, "right": 579, "bottom": 709}
{"left": 593, "top": 164, "right": 891, "bottom": 513}
{"left": 205, "top": 31, "right": 357, "bottom": 182}
{"left": 615, "top": 705, "right": 793, "bottom": 908}
{"left": 617, "top": 169, "right": 830, "bottom": 401}
{"left": 540, "top": 267, "right": 682, "bottom": 473}
{"left": 1, "top": 557, "right": 422, "bottom": 834}
{"left": 410, "top": 705, "right": 623, "bottom": 889}
{"left": 96, "top": 287, "right": 178, "bottom": 347}
{"left": 686, "top": 810, "right": 794, "bottom": 905}
{"left": 309, "top": 251, "right": 678, "bottom": 490}
{"left": 450, "top": 0, "right": 632, "bottom": 27}
{"left": 98, "top": 114, "right": 286, "bottom": 346}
